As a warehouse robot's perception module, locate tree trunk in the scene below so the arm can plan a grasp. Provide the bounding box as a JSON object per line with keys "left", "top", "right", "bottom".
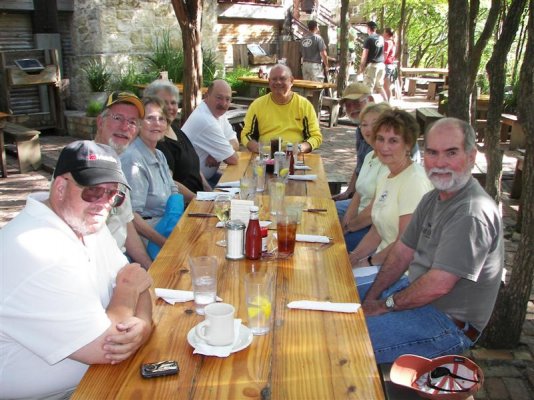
{"left": 480, "top": 0, "right": 534, "bottom": 348}
{"left": 484, "top": 0, "right": 527, "bottom": 203}
{"left": 171, "top": 0, "right": 203, "bottom": 123}
{"left": 447, "top": 0, "right": 471, "bottom": 120}
{"left": 336, "top": 0, "right": 349, "bottom": 97}
{"left": 397, "top": 0, "right": 407, "bottom": 68}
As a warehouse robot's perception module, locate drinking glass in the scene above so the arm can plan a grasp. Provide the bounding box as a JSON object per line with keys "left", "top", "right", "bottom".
{"left": 214, "top": 194, "right": 231, "bottom": 247}
{"left": 259, "top": 139, "right": 272, "bottom": 161}
{"left": 245, "top": 272, "right": 273, "bottom": 335}
{"left": 276, "top": 210, "right": 298, "bottom": 257}
{"left": 252, "top": 158, "right": 266, "bottom": 192}
{"left": 189, "top": 256, "right": 218, "bottom": 315}
{"left": 240, "top": 176, "right": 257, "bottom": 201}
{"left": 268, "top": 178, "right": 286, "bottom": 218}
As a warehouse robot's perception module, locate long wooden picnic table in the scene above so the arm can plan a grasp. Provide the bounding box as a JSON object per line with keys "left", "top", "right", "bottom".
{"left": 72, "top": 153, "right": 384, "bottom": 399}
{"left": 220, "top": 151, "right": 331, "bottom": 198}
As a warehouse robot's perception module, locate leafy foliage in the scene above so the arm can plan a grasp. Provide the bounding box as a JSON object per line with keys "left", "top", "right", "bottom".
{"left": 110, "top": 62, "right": 159, "bottom": 92}
{"left": 225, "top": 66, "right": 254, "bottom": 95}
{"left": 145, "top": 29, "right": 221, "bottom": 86}
{"left": 86, "top": 100, "right": 104, "bottom": 117}
{"left": 82, "top": 59, "right": 112, "bottom": 92}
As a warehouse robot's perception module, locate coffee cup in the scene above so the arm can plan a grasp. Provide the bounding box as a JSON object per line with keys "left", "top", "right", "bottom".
{"left": 195, "top": 303, "right": 235, "bottom": 346}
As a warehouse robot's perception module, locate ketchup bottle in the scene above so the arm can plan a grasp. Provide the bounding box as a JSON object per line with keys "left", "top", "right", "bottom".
{"left": 286, "top": 143, "right": 295, "bottom": 175}
{"left": 245, "top": 206, "right": 262, "bottom": 260}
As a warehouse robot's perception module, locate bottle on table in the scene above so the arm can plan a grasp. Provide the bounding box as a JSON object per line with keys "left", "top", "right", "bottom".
{"left": 245, "top": 206, "right": 262, "bottom": 260}
{"left": 285, "top": 142, "right": 295, "bottom": 175}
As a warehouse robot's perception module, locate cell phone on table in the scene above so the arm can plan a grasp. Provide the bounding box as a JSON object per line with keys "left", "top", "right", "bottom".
{"left": 140, "top": 360, "right": 179, "bottom": 379}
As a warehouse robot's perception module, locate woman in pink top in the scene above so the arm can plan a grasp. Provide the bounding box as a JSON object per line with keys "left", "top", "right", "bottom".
{"left": 383, "top": 28, "right": 399, "bottom": 102}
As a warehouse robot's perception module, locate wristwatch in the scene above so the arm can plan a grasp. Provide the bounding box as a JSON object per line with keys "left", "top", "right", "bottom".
{"left": 297, "top": 143, "right": 304, "bottom": 153}
{"left": 385, "top": 294, "right": 396, "bottom": 310}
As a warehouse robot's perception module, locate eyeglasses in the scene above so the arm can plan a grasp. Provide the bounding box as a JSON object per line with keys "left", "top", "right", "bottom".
{"left": 65, "top": 177, "right": 126, "bottom": 208}
{"left": 108, "top": 113, "right": 138, "bottom": 129}
{"left": 144, "top": 115, "right": 168, "bottom": 124}
{"left": 425, "top": 366, "right": 480, "bottom": 393}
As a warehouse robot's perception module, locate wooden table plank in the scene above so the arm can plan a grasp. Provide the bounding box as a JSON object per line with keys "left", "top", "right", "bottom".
{"left": 72, "top": 197, "right": 384, "bottom": 399}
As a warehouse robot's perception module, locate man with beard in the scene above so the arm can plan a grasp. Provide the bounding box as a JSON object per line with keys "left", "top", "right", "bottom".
{"left": 94, "top": 91, "right": 163, "bottom": 269}
{"left": 241, "top": 64, "right": 322, "bottom": 154}
{"left": 182, "top": 79, "right": 239, "bottom": 187}
{"left": 358, "top": 118, "right": 504, "bottom": 364}
{"left": 0, "top": 141, "right": 153, "bottom": 398}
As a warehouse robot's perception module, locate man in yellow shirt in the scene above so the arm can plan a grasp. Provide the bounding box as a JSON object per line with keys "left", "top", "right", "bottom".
{"left": 241, "top": 64, "right": 323, "bottom": 154}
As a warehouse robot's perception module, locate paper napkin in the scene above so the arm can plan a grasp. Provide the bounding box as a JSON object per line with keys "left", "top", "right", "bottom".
{"left": 287, "top": 301, "right": 361, "bottom": 313}
{"left": 296, "top": 234, "right": 330, "bottom": 243}
{"left": 193, "top": 319, "right": 242, "bottom": 357}
{"left": 288, "top": 174, "right": 317, "bottom": 181}
{"left": 155, "top": 288, "right": 222, "bottom": 305}
{"left": 294, "top": 165, "right": 311, "bottom": 170}
{"left": 216, "top": 220, "right": 271, "bottom": 228}
{"left": 216, "top": 180, "right": 240, "bottom": 188}
{"left": 196, "top": 189, "right": 239, "bottom": 201}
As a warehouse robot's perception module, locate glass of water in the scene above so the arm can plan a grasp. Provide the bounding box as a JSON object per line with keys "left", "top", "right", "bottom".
{"left": 189, "top": 256, "right": 218, "bottom": 315}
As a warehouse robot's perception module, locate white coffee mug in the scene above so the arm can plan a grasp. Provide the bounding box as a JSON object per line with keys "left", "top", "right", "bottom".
{"left": 195, "top": 303, "right": 235, "bottom": 346}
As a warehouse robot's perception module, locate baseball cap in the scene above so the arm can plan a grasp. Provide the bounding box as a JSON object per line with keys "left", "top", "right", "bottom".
{"left": 340, "top": 83, "right": 371, "bottom": 103}
{"left": 104, "top": 91, "right": 144, "bottom": 118}
{"left": 53, "top": 140, "right": 130, "bottom": 189}
{"left": 390, "top": 354, "right": 483, "bottom": 400}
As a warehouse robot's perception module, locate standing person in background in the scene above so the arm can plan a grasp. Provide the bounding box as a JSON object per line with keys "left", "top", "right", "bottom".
{"left": 383, "top": 27, "right": 399, "bottom": 102}
{"left": 359, "top": 21, "right": 387, "bottom": 101}
{"left": 301, "top": 20, "right": 329, "bottom": 82}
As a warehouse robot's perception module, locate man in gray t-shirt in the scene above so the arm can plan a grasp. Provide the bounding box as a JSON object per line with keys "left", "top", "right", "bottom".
{"left": 358, "top": 117, "right": 503, "bottom": 364}
{"left": 300, "top": 20, "right": 329, "bottom": 82}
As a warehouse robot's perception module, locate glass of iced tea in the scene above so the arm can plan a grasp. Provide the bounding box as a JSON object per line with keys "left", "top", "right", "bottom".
{"left": 276, "top": 210, "right": 298, "bottom": 257}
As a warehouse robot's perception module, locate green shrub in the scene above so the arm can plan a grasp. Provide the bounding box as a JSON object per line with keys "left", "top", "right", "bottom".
{"left": 146, "top": 30, "right": 184, "bottom": 83}
{"left": 86, "top": 100, "right": 104, "bottom": 117}
{"left": 503, "top": 80, "right": 519, "bottom": 114}
{"left": 110, "top": 62, "right": 159, "bottom": 93}
{"left": 82, "top": 59, "right": 112, "bottom": 92}
{"left": 225, "top": 66, "right": 254, "bottom": 95}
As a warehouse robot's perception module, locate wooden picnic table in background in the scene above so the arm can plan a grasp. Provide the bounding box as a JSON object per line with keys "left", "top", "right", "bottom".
{"left": 237, "top": 76, "right": 336, "bottom": 115}
{"left": 0, "top": 111, "right": 10, "bottom": 177}
{"left": 72, "top": 166, "right": 384, "bottom": 399}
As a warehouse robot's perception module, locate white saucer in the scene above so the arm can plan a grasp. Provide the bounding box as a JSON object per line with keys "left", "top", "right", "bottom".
{"left": 187, "top": 322, "right": 253, "bottom": 354}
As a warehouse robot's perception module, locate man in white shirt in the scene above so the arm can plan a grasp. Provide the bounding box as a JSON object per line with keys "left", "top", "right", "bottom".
{"left": 0, "top": 141, "right": 153, "bottom": 399}
{"left": 182, "top": 79, "right": 238, "bottom": 186}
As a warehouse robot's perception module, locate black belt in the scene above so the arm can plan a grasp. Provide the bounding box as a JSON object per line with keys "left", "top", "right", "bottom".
{"left": 142, "top": 216, "right": 152, "bottom": 220}
{"left": 451, "top": 317, "right": 480, "bottom": 342}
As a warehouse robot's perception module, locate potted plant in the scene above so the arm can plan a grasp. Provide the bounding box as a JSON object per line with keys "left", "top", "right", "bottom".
{"left": 82, "top": 59, "right": 112, "bottom": 105}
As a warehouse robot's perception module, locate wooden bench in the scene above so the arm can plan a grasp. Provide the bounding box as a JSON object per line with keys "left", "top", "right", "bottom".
{"left": 231, "top": 96, "right": 256, "bottom": 107}
{"left": 425, "top": 78, "right": 446, "bottom": 99}
{"left": 327, "top": 172, "right": 346, "bottom": 196}
{"left": 406, "top": 77, "right": 418, "bottom": 96}
{"left": 2, "top": 122, "right": 42, "bottom": 173}
{"left": 379, "top": 363, "right": 420, "bottom": 399}
{"left": 416, "top": 108, "right": 444, "bottom": 135}
{"left": 321, "top": 96, "right": 340, "bottom": 127}
{"left": 501, "top": 113, "right": 525, "bottom": 150}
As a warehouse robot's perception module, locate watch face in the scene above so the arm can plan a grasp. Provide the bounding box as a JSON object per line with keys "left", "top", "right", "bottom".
{"left": 386, "top": 295, "right": 395, "bottom": 309}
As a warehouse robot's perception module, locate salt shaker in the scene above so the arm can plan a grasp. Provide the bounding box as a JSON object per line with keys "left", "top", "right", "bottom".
{"left": 225, "top": 220, "right": 245, "bottom": 260}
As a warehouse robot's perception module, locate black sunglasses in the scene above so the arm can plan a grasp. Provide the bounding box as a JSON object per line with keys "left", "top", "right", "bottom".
{"left": 65, "top": 177, "right": 126, "bottom": 208}
{"left": 426, "top": 366, "right": 480, "bottom": 393}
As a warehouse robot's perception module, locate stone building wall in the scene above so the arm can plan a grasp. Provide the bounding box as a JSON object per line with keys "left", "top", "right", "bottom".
{"left": 69, "top": 0, "right": 220, "bottom": 110}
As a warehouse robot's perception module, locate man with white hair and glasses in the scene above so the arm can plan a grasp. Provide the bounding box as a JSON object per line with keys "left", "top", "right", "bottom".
{"left": 358, "top": 118, "right": 503, "bottom": 364}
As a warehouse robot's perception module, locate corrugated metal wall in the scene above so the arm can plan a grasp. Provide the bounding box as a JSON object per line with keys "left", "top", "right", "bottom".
{"left": 0, "top": 11, "right": 72, "bottom": 116}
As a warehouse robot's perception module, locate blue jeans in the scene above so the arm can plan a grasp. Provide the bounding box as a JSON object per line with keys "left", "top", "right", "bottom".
{"left": 358, "top": 277, "right": 474, "bottom": 364}
{"left": 344, "top": 225, "right": 370, "bottom": 252}
{"left": 335, "top": 199, "right": 350, "bottom": 219}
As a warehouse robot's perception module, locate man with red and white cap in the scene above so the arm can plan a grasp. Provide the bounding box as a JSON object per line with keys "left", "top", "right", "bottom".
{"left": 359, "top": 118, "right": 503, "bottom": 364}
{"left": 95, "top": 91, "right": 165, "bottom": 269}
{"left": 0, "top": 141, "right": 153, "bottom": 399}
